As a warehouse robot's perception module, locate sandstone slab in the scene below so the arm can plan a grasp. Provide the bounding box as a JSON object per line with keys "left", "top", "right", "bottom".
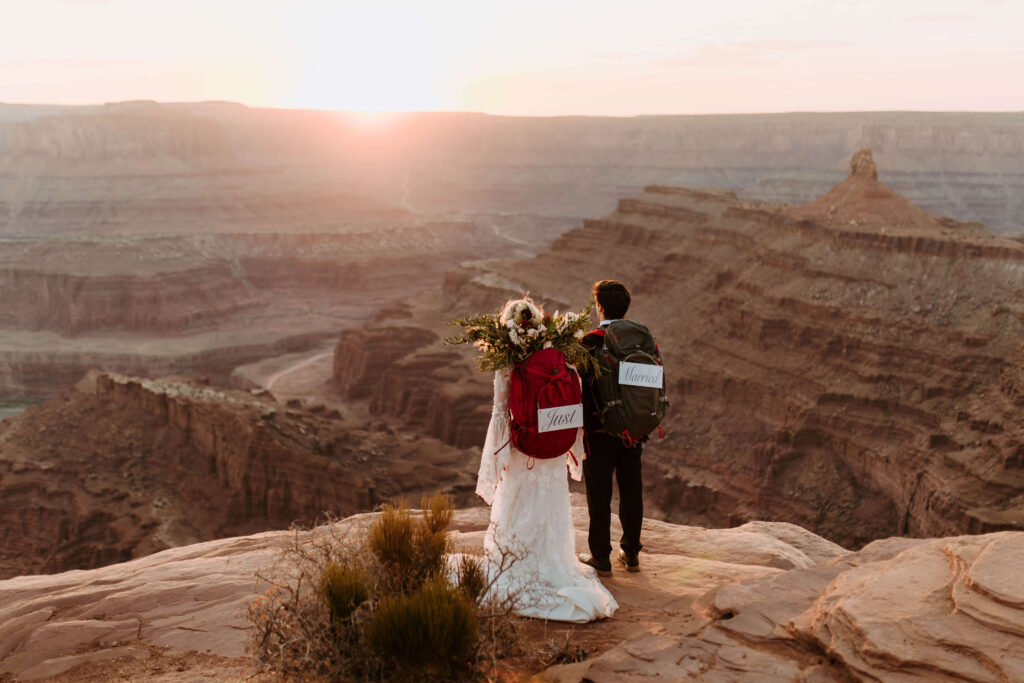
{"left": 556, "top": 531, "right": 1024, "bottom": 682}
{"left": 0, "top": 508, "right": 844, "bottom": 681}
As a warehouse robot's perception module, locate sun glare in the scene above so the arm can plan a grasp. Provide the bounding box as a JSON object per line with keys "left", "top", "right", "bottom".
{"left": 344, "top": 111, "right": 403, "bottom": 130}
{"left": 283, "top": 6, "right": 448, "bottom": 112}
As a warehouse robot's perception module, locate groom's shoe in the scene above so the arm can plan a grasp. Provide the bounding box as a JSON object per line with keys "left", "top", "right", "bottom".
{"left": 618, "top": 549, "right": 641, "bottom": 573}
{"left": 579, "top": 553, "right": 612, "bottom": 577}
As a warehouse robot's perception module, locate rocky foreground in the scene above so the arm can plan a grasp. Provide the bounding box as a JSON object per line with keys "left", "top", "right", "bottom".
{"left": 0, "top": 508, "right": 1020, "bottom": 681}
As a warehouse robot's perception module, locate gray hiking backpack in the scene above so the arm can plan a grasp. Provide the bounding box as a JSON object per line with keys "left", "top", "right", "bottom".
{"left": 591, "top": 320, "right": 668, "bottom": 445}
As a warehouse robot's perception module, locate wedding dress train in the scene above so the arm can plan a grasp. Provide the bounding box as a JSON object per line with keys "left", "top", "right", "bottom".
{"left": 474, "top": 372, "right": 617, "bottom": 623}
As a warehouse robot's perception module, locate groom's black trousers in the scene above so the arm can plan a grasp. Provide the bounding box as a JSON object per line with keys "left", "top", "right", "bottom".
{"left": 583, "top": 430, "right": 643, "bottom": 560}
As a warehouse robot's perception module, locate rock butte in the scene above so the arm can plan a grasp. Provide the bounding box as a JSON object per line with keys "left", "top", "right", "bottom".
{"left": 0, "top": 508, "right": 1021, "bottom": 682}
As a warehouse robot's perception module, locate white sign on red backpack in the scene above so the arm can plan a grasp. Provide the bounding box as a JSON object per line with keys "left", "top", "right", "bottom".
{"left": 537, "top": 404, "right": 584, "bottom": 433}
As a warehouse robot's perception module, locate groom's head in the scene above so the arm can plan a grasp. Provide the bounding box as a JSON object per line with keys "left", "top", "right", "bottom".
{"left": 593, "top": 280, "right": 630, "bottom": 320}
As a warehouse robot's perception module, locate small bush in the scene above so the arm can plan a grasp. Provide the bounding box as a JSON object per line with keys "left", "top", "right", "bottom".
{"left": 368, "top": 502, "right": 415, "bottom": 570}
{"left": 422, "top": 491, "right": 454, "bottom": 533}
{"left": 320, "top": 562, "right": 370, "bottom": 622}
{"left": 456, "top": 554, "right": 487, "bottom": 604}
{"left": 366, "top": 576, "right": 478, "bottom": 675}
{"left": 248, "top": 492, "right": 529, "bottom": 681}
{"left": 368, "top": 494, "right": 454, "bottom": 594}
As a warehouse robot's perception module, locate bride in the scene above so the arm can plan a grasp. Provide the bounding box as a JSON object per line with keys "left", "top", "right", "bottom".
{"left": 467, "top": 298, "right": 618, "bottom": 623}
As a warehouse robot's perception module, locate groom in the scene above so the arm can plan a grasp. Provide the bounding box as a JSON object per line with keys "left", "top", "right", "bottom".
{"left": 579, "top": 279, "right": 644, "bottom": 576}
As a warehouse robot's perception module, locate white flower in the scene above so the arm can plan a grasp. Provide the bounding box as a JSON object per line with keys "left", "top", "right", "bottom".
{"left": 574, "top": 329, "right": 585, "bottom": 339}
{"left": 499, "top": 299, "right": 542, "bottom": 327}
{"left": 543, "top": 341, "right": 553, "bottom": 349}
{"left": 527, "top": 328, "right": 539, "bottom": 338}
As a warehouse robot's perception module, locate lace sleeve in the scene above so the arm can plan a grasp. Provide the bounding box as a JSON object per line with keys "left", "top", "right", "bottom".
{"left": 476, "top": 371, "right": 512, "bottom": 505}
{"left": 564, "top": 363, "right": 586, "bottom": 481}
{"left": 567, "top": 427, "right": 585, "bottom": 481}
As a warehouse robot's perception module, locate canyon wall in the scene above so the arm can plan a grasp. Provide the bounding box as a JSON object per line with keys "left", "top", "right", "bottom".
{"left": 347, "top": 155, "right": 1024, "bottom": 547}
{"left": 0, "top": 371, "right": 478, "bottom": 579}
{"left": 0, "top": 263, "right": 257, "bottom": 334}
{"left": 2, "top": 103, "right": 1022, "bottom": 234}
{"left": 0, "top": 221, "right": 501, "bottom": 397}
{"left": 333, "top": 325, "right": 491, "bottom": 449}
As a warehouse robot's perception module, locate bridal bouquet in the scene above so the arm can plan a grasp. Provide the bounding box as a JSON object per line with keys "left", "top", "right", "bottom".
{"left": 444, "top": 300, "right": 596, "bottom": 373}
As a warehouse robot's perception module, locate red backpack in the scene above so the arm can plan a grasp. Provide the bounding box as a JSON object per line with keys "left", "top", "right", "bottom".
{"left": 508, "top": 348, "right": 583, "bottom": 460}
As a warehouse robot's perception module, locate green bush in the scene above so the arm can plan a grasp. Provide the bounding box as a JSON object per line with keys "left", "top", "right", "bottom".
{"left": 248, "top": 491, "right": 526, "bottom": 681}
{"left": 456, "top": 554, "right": 487, "bottom": 604}
{"left": 368, "top": 494, "right": 454, "bottom": 594}
{"left": 422, "top": 491, "right": 454, "bottom": 533}
{"left": 320, "top": 562, "right": 370, "bottom": 622}
{"left": 366, "top": 576, "right": 478, "bottom": 675}
{"left": 368, "top": 502, "right": 416, "bottom": 569}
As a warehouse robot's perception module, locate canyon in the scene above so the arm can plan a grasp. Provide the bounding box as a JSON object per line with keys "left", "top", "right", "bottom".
{"left": 342, "top": 151, "right": 1024, "bottom": 549}
{"left": 3, "top": 148, "right": 1022, "bottom": 582}
{"left": 0, "top": 220, "right": 499, "bottom": 397}
{"left": 2, "top": 102, "right": 1024, "bottom": 402}
{"left": 0, "top": 104, "right": 1023, "bottom": 678}
{"left": 0, "top": 371, "right": 479, "bottom": 580}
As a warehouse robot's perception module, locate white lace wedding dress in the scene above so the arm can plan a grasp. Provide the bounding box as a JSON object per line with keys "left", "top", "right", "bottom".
{"left": 473, "top": 372, "right": 618, "bottom": 622}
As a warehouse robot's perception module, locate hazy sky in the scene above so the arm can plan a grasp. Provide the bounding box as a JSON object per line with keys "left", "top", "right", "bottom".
{"left": 1, "top": 0, "right": 1022, "bottom": 115}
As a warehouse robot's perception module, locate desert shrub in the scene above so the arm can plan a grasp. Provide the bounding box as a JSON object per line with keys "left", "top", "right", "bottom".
{"left": 247, "top": 492, "right": 529, "bottom": 682}
{"left": 456, "top": 554, "right": 487, "bottom": 604}
{"left": 366, "top": 576, "right": 478, "bottom": 676}
{"left": 368, "top": 494, "right": 454, "bottom": 595}
{"left": 320, "top": 562, "right": 370, "bottom": 622}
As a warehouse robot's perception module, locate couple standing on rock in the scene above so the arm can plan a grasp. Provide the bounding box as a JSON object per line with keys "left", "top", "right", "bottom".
{"left": 471, "top": 280, "right": 666, "bottom": 622}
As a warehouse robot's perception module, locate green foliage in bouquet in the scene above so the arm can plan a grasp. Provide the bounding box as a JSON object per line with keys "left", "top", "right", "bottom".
{"left": 444, "top": 300, "right": 597, "bottom": 375}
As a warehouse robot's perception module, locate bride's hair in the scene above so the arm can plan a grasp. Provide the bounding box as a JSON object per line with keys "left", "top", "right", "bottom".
{"left": 499, "top": 297, "right": 543, "bottom": 326}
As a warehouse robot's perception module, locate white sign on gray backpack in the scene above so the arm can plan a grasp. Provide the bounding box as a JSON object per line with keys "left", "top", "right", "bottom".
{"left": 619, "top": 362, "right": 664, "bottom": 388}
{"left": 537, "top": 404, "right": 584, "bottom": 433}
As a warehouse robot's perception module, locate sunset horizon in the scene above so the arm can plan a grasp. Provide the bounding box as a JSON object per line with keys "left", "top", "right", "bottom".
{"left": 3, "top": 0, "right": 1023, "bottom": 117}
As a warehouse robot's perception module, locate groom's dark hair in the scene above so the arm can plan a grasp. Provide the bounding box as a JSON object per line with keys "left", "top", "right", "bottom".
{"left": 593, "top": 280, "right": 630, "bottom": 319}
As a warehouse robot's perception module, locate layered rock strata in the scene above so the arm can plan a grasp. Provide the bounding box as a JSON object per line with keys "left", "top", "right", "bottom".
{"left": 0, "top": 263, "right": 257, "bottom": 334}
{"left": 0, "top": 220, "right": 500, "bottom": 397}
{"left": 0, "top": 372, "right": 477, "bottom": 579}
{"left": 432, "top": 152, "right": 1024, "bottom": 547}
{"left": 333, "top": 324, "right": 491, "bottom": 448}
{"left": 2, "top": 103, "right": 1023, "bottom": 233}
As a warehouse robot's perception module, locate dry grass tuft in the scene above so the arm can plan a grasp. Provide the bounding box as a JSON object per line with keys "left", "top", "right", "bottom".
{"left": 319, "top": 562, "right": 370, "bottom": 623}
{"left": 366, "top": 576, "right": 478, "bottom": 677}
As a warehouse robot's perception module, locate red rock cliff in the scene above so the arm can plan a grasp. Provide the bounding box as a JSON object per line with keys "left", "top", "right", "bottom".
{"left": 0, "top": 371, "right": 477, "bottom": 578}
{"left": 437, "top": 154, "right": 1024, "bottom": 547}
